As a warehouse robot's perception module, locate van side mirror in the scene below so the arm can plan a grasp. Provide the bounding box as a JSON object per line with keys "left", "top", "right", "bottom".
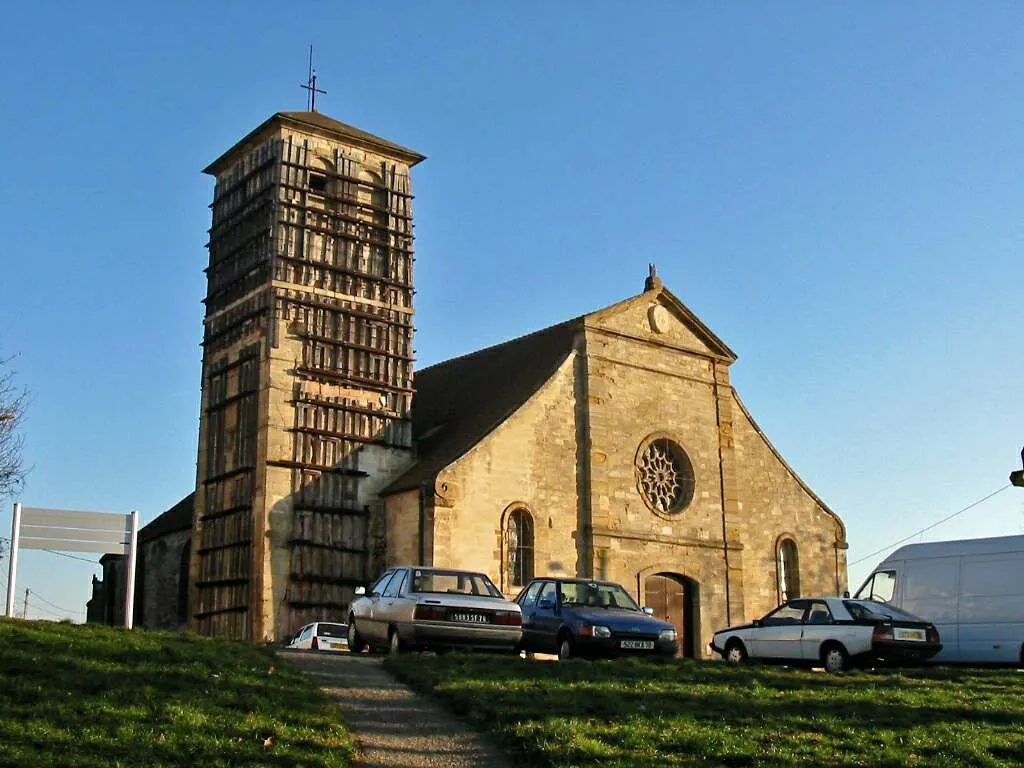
{"left": 642, "top": 607, "right": 654, "bottom": 615}
{"left": 537, "top": 598, "right": 555, "bottom": 610}
{"left": 355, "top": 586, "right": 366, "bottom": 596}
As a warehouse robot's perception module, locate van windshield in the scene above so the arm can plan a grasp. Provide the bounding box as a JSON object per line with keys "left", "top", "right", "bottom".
{"left": 854, "top": 570, "right": 896, "bottom": 602}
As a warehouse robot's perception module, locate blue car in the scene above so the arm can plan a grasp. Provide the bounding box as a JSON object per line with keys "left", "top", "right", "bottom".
{"left": 515, "top": 577, "right": 679, "bottom": 660}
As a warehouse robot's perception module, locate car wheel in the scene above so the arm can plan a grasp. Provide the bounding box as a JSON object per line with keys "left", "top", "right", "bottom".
{"left": 724, "top": 640, "right": 747, "bottom": 665}
{"left": 821, "top": 643, "right": 849, "bottom": 673}
{"left": 557, "top": 634, "right": 574, "bottom": 661}
{"left": 388, "top": 628, "right": 402, "bottom": 656}
{"left": 347, "top": 618, "right": 367, "bottom": 653}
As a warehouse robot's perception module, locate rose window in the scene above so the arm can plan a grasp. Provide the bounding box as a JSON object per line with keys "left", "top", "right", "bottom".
{"left": 636, "top": 438, "right": 694, "bottom": 514}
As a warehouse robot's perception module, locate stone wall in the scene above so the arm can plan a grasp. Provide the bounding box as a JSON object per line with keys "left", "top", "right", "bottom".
{"left": 581, "top": 302, "right": 734, "bottom": 655}
{"left": 729, "top": 392, "right": 847, "bottom": 621}
{"left": 384, "top": 488, "right": 422, "bottom": 570}
{"left": 139, "top": 529, "right": 191, "bottom": 631}
{"left": 426, "top": 353, "right": 582, "bottom": 595}
{"left": 411, "top": 290, "right": 846, "bottom": 658}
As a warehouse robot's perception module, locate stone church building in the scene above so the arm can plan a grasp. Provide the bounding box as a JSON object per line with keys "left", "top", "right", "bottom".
{"left": 89, "top": 109, "right": 847, "bottom": 658}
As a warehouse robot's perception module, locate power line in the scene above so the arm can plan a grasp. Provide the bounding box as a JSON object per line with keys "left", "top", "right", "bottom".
{"left": 40, "top": 549, "right": 99, "bottom": 564}
{"left": 848, "top": 484, "right": 1012, "bottom": 567}
{"left": 26, "top": 588, "right": 83, "bottom": 617}
{"left": 1, "top": 535, "right": 101, "bottom": 564}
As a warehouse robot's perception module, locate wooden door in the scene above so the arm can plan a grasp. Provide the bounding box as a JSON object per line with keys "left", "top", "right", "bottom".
{"left": 645, "top": 574, "right": 685, "bottom": 657}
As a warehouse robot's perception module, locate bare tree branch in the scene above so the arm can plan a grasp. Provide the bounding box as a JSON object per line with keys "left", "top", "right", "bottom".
{"left": 1, "top": 355, "right": 29, "bottom": 500}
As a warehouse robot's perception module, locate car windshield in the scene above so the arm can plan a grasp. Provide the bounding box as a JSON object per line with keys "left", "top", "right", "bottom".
{"left": 559, "top": 581, "right": 641, "bottom": 610}
{"left": 315, "top": 623, "right": 347, "bottom": 638}
{"left": 844, "top": 600, "right": 927, "bottom": 623}
{"left": 410, "top": 569, "right": 503, "bottom": 598}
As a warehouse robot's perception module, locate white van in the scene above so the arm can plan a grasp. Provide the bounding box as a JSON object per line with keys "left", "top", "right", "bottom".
{"left": 854, "top": 535, "right": 1024, "bottom": 665}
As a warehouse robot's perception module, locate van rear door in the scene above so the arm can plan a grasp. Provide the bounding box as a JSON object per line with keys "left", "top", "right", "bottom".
{"left": 958, "top": 554, "right": 1024, "bottom": 664}
{"left": 901, "top": 556, "right": 960, "bottom": 661}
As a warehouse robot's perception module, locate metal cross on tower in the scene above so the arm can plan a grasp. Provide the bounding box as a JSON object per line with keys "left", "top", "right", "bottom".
{"left": 300, "top": 45, "right": 327, "bottom": 112}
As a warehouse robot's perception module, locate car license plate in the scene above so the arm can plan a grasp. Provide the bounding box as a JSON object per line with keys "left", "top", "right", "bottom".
{"left": 620, "top": 640, "right": 655, "bottom": 650}
{"left": 450, "top": 613, "right": 490, "bottom": 624}
{"left": 894, "top": 628, "right": 925, "bottom": 642}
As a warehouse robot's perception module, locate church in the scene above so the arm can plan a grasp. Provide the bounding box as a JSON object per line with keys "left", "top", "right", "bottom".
{"left": 88, "top": 108, "right": 848, "bottom": 658}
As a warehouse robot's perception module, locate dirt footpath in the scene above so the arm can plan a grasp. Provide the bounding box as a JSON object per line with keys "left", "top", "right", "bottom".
{"left": 279, "top": 649, "right": 514, "bottom": 768}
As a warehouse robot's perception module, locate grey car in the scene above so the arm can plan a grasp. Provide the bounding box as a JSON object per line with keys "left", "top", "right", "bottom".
{"left": 347, "top": 566, "right": 523, "bottom": 654}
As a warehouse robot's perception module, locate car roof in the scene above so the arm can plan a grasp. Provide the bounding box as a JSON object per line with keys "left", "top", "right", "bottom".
{"left": 787, "top": 596, "right": 846, "bottom": 603}
{"left": 394, "top": 565, "right": 490, "bottom": 577}
{"left": 530, "top": 577, "right": 623, "bottom": 586}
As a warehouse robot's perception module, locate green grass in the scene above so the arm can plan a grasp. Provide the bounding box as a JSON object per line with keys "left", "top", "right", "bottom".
{"left": 384, "top": 653, "right": 1024, "bottom": 767}
{"left": 0, "top": 618, "right": 355, "bottom": 768}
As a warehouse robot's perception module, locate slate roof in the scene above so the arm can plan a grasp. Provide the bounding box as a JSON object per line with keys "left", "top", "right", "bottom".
{"left": 380, "top": 281, "right": 741, "bottom": 498}
{"left": 380, "top": 318, "right": 584, "bottom": 495}
{"left": 139, "top": 493, "right": 194, "bottom": 545}
{"left": 203, "top": 111, "right": 425, "bottom": 175}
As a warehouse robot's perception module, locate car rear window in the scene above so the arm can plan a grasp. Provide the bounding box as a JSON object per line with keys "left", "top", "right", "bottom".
{"left": 315, "top": 623, "right": 348, "bottom": 638}
{"left": 411, "top": 569, "right": 503, "bottom": 597}
{"left": 843, "top": 600, "right": 926, "bottom": 623}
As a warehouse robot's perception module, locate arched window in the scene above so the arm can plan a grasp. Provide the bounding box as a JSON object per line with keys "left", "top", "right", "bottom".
{"left": 777, "top": 537, "right": 800, "bottom": 603}
{"left": 504, "top": 508, "right": 535, "bottom": 589}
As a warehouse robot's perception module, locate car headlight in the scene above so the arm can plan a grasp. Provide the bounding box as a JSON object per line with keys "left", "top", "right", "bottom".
{"left": 592, "top": 625, "right": 612, "bottom": 638}
{"left": 659, "top": 628, "right": 677, "bottom": 642}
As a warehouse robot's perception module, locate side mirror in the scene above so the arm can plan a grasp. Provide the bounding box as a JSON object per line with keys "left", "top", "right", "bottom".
{"left": 354, "top": 586, "right": 366, "bottom": 596}
{"left": 752, "top": 619, "right": 761, "bottom": 627}
{"left": 537, "top": 598, "right": 555, "bottom": 610}
{"left": 642, "top": 607, "right": 654, "bottom": 616}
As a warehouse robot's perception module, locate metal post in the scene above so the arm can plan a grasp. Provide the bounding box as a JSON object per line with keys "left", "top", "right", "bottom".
{"left": 5, "top": 503, "right": 20, "bottom": 618}
{"left": 123, "top": 510, "right": 139, "bottom": 630}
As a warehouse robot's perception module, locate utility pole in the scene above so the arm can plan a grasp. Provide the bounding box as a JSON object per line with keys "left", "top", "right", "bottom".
{"left": 22, "top": 588, "right": 28, "bottom": 619}
{"left": 1011, "top": 446, "right": 1024, "bottom": 488}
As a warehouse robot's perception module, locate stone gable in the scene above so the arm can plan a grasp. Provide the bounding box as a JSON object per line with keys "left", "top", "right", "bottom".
{"left": 383, "top": 282, "right": 846, "bottom": 657}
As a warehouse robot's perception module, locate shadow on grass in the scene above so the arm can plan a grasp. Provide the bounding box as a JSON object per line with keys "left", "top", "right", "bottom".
{"left": 0, "top": 618, "right": 354, "bottom": 768}
{"left": 383, "top": 653, "right": 1024, "bottom": 768}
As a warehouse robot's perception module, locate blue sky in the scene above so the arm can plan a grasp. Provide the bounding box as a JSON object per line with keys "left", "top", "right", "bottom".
{"left": 1, "top": 3, "right": 1022, "bottom": 622}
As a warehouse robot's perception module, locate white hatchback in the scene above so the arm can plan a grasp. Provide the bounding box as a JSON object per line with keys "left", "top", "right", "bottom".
{"left": 287, "top": 621, "right": 349, "bottom": 652}
{"left": 711, "top": 597, "right": 941, "bottom": 672}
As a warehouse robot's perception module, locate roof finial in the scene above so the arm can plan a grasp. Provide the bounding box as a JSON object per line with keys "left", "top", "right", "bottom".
{"left": 644, "top": 263, "right": 662, "bottom": 292}
{"left": 300, "top": 44, "right": 327, "bottom": 112}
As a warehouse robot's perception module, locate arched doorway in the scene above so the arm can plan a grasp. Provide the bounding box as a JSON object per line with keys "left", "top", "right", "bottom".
{"left": 644, "top": 573, "right": 700, "bottom": 658}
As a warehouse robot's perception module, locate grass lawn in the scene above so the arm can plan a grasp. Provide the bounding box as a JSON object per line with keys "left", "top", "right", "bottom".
{"left": 0, "top": 617, "right": 354, "bottom": 768}
{"left": 384, "top": 653, "right": 1024, "bottom": 767}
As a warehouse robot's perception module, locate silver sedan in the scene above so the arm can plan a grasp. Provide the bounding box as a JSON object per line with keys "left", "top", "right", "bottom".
{"left": 347, "top": 566, "right": 523, "bottom": 654}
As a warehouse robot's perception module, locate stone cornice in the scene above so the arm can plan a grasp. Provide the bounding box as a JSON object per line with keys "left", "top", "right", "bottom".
{"left": 588, "top": 524, "right": 744, "bottom": 551}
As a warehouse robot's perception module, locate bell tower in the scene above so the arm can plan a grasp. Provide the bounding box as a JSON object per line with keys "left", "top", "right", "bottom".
{"left": 191, "top": 111, "right": 424, "bottom": 641}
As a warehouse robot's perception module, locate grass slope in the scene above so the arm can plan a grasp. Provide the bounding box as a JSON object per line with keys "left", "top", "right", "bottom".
{"left": 0, "top": 618, "right": 354, "bottom": 768}
{"left": 385, "top": 653, "right": 1024, "bottom": 768}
